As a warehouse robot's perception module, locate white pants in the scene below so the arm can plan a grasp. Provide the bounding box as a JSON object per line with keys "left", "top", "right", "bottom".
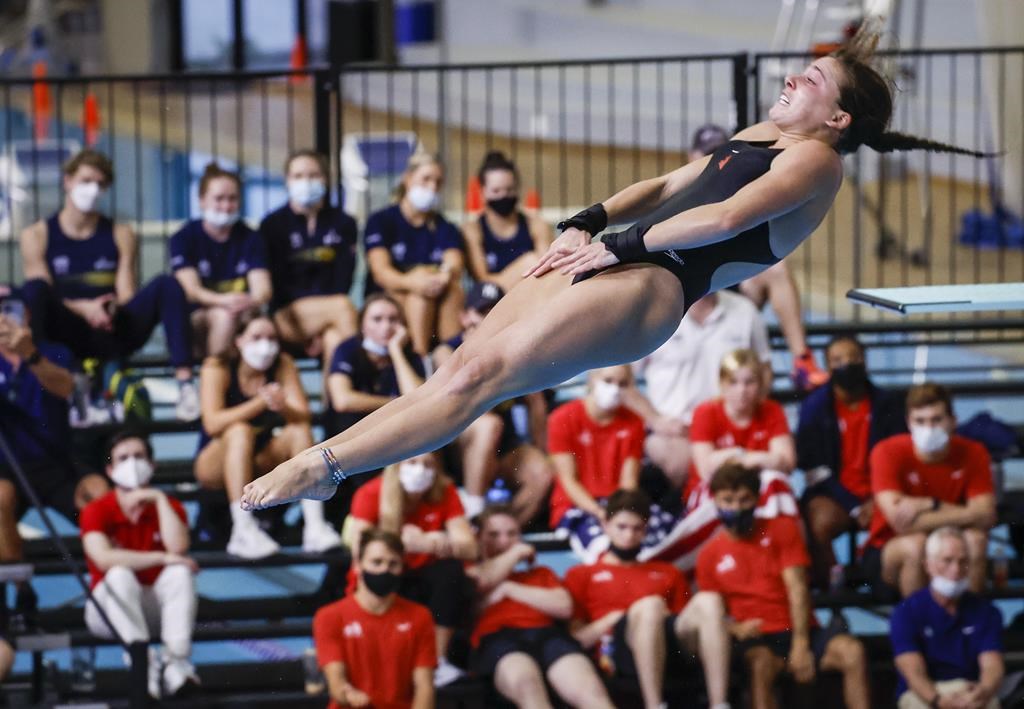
{"left": 84, "top": 564, "right": 197, "bottom": 662}
{"left": 898, "top": 679, "right": 1000, "bottom": 709}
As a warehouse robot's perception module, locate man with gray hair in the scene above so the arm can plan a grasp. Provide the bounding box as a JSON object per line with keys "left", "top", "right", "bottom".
{"left": 890, "top": 526, "right": 1003, "bottom": 709}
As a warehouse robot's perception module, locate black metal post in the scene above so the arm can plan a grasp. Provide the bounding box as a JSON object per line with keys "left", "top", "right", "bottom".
{"left": 168, "top": 0, "right": 185, "bottom": 72}
{"left": 232, "top": 0, "right": 245, "bottom": 71}
{"left": 313, "top": 70, "right": 332, "bottom": 159}
{"left": 731, "top": 52, "right": 749, "bottom": 130}
{"left": 128, "top": 641, "right": 150, "bottom": 707}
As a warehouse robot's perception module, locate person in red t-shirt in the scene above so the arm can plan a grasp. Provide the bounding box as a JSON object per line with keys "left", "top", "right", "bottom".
{"left": 864, "top": 383, "right": 996, "bottom": 597}
{"left": 797, "top": 334, "right": 907, "bottom": 590}
{"left": 641, "top": 349, "right": 798, "bottom": 572}
{"left": 565, "top": 489, "right": 731, "bottom": 709}
{"left": 696, "top": 463, "right": 868, "bottom": 709}
{"left": 690, "top": 348, "right": 795, "bottom": 487}
{"left": 314, "top": 529, "right": 436, "bottom": 709}
{"left": 548, "top": 365, "right": 647, "bottom": 562}
{"left": 345, "top": 450, "right": 477, "bottom": 686}
{"left": 80, "top": 430, "right": 199, "bottom": 698}
{"left": 466, "top": 506, "right": 614, "bottom": 709}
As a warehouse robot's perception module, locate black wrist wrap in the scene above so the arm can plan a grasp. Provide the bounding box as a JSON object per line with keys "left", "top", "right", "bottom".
{"left": 556, "top": 203, "right": 608, "bottom": 235}
{"left": 600, "top": 223, "right": 650, "bottom": 262}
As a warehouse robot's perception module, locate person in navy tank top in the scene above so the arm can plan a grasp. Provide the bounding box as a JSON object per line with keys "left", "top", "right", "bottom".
{"left": 364, "top": 153, "right": 464, "bottom": 355}
{"left": 462, "top": 151, "right": 553, "bottom": 293}
{"left": 169, "top": 162, "right": 272, "bottom": 359}
{"left": 259, "top": 150, "right": 358, "bottom": 380}
{"left": 193, "top": 309, "right": 341, "bottom": 558}
{"left": 18, "top": 150, "right": 199, "bottom": 420}
{"left": 241, "top": 27, "right": 995, "bottom": 511}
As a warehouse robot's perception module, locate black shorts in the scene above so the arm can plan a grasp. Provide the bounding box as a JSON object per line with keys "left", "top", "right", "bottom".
{"left": 734, "top": 624, "right": 843, "bottom": 664}
{"left": 802, "top": 476, "right": 864, "bottom": 515}
{"left": 473, "top": 624, "right": 584, "bottom": 676}
{"left": 611, "top": 613, "right": 695, "bottom": 678}
{"left": 0, "top": 458, "right": 89, "bottom": 521}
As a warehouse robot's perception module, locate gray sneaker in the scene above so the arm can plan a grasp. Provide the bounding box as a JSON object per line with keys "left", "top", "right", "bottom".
{"left": 175, "top": 380, "right": 200, "bottom": 421}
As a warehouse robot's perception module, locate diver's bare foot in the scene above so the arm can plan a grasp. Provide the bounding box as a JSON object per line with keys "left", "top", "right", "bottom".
{"left": 241, "top": 449, "right": 338, "bottom": 510}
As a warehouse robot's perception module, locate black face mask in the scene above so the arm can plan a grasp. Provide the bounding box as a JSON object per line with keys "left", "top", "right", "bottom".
{"left": 831, "top": 362, "right": 869, "bottom": 398}
{"left": 486, "top": 196, "right": 518, "bottom": 217}
{"left": 717, "top": 507, "right": 756, "bottom": 536}
{"left": 608, "top": 543, "right": 641, "bottom": 561}
{"left": 362, "top": 570, "right": 402, "bottom": 597}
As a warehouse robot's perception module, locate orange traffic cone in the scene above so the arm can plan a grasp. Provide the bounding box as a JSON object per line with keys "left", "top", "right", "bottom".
{"left": 31, "top": 61, "right": 51, "bottom": 140}
{"left": 289, "top": 35, "right": 308, "bottom": 84}
{"left": 524, "top": 188, "right": 540, "bottom": 210}
{"left": 465, "top": 178, "right": 483, "bottom": 214}
{"left": 82, "top": 92, "right": 100, "bottom": 146}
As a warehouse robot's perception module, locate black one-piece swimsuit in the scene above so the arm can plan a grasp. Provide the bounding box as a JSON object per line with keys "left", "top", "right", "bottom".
{"left": 573, "top": 140, "right": 784, "bottom": 312}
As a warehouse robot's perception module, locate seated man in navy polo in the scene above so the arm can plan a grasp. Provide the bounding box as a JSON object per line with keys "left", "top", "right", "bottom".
{"left": 0, "top": 287, "right": 110, "bottom": 617}
{"left": 890, "top": 526, "right": 1003, "bottom": 709}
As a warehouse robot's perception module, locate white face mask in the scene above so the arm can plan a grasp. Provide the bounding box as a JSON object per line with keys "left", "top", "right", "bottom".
{"left": 911, "top": 424, "right": 950, "bottom": 455}
{"left": 399, "top": 461, "right": 435, "bottom": 494}
{"left": 110, "top": 457, "right": 154, "bottom": 489}
{"left": 241, "top": 338, "right": 280, "bottom": 371}
{"left": 202, "top": 208, "right": 240, "bottom": 229}
{"left": 362, "top": 337, "right": 390, "bottom": 357}
{"left": 70, "top": 182, "right": 103, "bottom": 213}
{"left": 406, "top": 185, "right": 439, "bottom": 213}
{"left": 288, "top": 178, "right": 326, "bottom": 208}
{"left": 592, "top": 380, "right": 623, "bottom": 411}
{"left": 930, "top": 574, "right": 969, "bottom": 600}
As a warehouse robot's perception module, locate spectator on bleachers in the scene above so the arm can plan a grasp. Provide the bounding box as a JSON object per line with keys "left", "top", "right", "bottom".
{"left": 687, "top": 124, "right": 827, "bottom": 391}
{"left": 169, "top": 162, "right": 272, "bottom": 357}
{"left": 548, "top": 365, "right": 650, "bottom": 562}
{"left": 259, "top": 149, "right": 358, "bottom": 377}
{"left": 623, "top": 290, "right": 772, "bottom": 487}
{"left": 326, "top": 293, "right": 425, "bottom": 438}
{"left": 890, "top": 526, "right": 1003, "bottom": 709}
{"left": 467, "top": 506, "right": 615, "bottom": 709}
{"left": 364, "top": 153, "right": 464, "bottom": 355}
{"left": 195, "top": 309, "right": 340, "bottom": 558}
{"left": 798, "top": 334, "right": 906, "bottom": 589}
{"left": 696, "top": 463, "right": 869, "bottom": 709}
{"left": 344, "top": 451, "right": 477, "bottom": 686}
{"left": 565, "top": 489, "right": 731, "bottom": 709}
{"left": 462, "top": 151, "right": 553, "bottom": 292}
{"left": 0, "top": 288, "right": 109, "bottom": 617}
{"left": 314, "top": 529, "right": 436, "bottom": 709}
{"left": 863, "top": 383, "right": 996, "bottom": 597}
{"left": 433, "top": 282, "right": 553, "bottom": 523}
{"left": 18, "top": 149, "right": 199, "bottom": 420}
{"left": 80, "top": 430, "right": 199, "bottom": 698}
{"left": 689, "top": 347, "right": 795, "bottom": 498}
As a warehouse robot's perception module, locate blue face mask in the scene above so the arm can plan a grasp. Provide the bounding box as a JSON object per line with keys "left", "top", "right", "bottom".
{"left": 717, "top": 506, "right": 756, "bottom": 536}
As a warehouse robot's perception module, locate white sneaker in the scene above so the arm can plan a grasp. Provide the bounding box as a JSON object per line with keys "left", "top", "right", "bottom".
{"left": 163, "top": 657, "right": 201, "bottom": 696}
{"left": 175, "top": 380, "right": 200, "bottom": 421}
{"left": 433, "top": 658, "right": 466, "bottom": 687}
{"left": 226, "top": 522, "right": 280, "bottom": 559}
{"left": 303, "top": 523, "right": 342, "bottom": 553}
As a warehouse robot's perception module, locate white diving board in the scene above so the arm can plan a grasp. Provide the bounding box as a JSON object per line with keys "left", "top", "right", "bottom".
{"left": 847, "top": 283, "right": 1024, "bottom": 314}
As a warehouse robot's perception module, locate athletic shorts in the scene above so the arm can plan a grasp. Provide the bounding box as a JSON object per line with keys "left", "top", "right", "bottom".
{"left": 734, "top": 624, "right": 843, "bottom": 664}
{"left": 473, "top": 624, "right": 584, "bottom": 676}
{"left": 802, "top": 476, "right": 864, "bottom": 515}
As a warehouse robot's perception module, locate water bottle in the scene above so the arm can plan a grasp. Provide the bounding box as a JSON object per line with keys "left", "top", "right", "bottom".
{"left": 597, "top": 634, "right": 615, "bottom": 676}
{"left": 485, "top": 479, "right": 512, "bottom": 506}
{"left": 70, "top": 373, "right": 92, "bottom": 427}
{"left": 70, "top": 645, "right": 96, "bottom": 693}
{"left": 302, "top": 647, "right": 325, "bottom": 695}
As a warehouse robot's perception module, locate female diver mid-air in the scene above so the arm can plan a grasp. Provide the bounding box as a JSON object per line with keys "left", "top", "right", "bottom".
{"left": 241, "top": 23, "right": 989, "bottom": 512}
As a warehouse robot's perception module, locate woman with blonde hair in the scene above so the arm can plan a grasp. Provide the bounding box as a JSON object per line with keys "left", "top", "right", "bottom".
{"left": 345, "top": 450, "right": 476, "bottom": 686}
{"left": 363, "top": 153, "right": 465, "bottom": 354}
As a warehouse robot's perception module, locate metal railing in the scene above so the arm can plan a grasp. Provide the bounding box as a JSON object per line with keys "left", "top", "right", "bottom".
{"left": 0, "top": 46, "right": 1020, "bottom": 326}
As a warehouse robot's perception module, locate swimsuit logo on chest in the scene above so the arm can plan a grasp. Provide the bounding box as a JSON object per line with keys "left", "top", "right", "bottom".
{"left": 665, "top": 250, "right": 685, "bottom": 266}
{"left": 52, "top": 255, "right": 70, "bottom": 275}
{"left": 391, "top": 243, "right": 407, "bottom": 261}
{"left": 236, "top": 261, "right": 249, "bottom": 274}
{"left": 486, "top": 253, "right": 498, "bottom": 270}
{"left": 94, "top": 257, "right": 116, "bottom": 271}
{"left": 198, "top": 260, "right": 211, "bottom": 277}
{"left": 323, "top": 229, "right": 342, "bottom": 245}
{"left": 430, "top": 248, "right": 443, "bottom": 263}
{"left": 289, "top": 232, "right": 303, "bottom": 249}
